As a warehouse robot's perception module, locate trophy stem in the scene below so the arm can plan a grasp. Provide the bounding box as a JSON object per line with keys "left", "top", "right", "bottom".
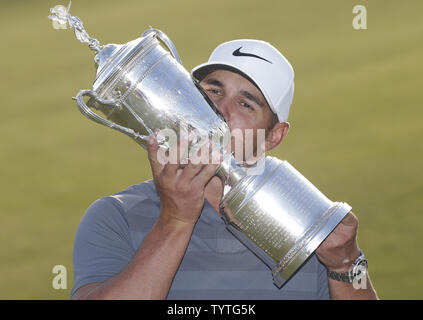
{"left": 215, "top": 151, "right": 246, "bottom": 190}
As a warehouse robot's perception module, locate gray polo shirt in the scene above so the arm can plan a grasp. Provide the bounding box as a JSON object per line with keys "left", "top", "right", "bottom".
{"left": 71, "top": 180, "right": 330, "bottom": 299}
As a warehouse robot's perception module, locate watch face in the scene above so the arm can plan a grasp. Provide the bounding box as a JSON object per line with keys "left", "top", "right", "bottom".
{"left": 351, "top": 259, "right": 368, "bottom": 280}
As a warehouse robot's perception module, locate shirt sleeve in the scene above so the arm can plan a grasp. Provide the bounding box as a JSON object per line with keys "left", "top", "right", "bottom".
{"left": 316, "top": 256, "right": 330, "bottom": 300}
{"left": 71, "top": 197, "right": 135, "bottom": 298}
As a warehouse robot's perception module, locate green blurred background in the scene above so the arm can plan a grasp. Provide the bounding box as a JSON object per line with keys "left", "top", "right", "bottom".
{"left": 1, "top": 0, "right": 422, "bottom": 299}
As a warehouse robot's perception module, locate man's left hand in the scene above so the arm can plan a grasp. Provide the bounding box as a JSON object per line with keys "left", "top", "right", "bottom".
{"left": 316, "top": 212, "right": 361, "bottom": 273}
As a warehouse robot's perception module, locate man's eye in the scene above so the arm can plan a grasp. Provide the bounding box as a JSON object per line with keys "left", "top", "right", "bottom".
{"left": 240, "top": 101, "right": 252, "bottom": 110}
{"left": 207, "top": 88, "right": 221, "bottom": 95}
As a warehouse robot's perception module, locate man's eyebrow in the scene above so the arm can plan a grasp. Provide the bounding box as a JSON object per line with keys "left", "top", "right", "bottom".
{"left": 240, "top": 89, "right": 264, "bottom": 107}
{"left": 204, "top": 78, "right": 225, "bottom": 88}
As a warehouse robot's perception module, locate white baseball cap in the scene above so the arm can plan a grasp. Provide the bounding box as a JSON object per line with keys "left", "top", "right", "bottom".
{"left": 191, "top": 39, "right": 294, "bottom": 123}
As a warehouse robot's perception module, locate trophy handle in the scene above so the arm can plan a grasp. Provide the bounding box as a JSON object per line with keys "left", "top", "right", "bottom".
{"left": 74, "top": 89, "right": 150, "bottom": 143}
{"left": 142, "top": 27, "right": 182, "bottom": 65}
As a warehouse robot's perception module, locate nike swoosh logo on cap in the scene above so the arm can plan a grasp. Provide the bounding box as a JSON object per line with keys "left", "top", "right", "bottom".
{"left": 232, "top": 47, "right": 272, "bottom": 64}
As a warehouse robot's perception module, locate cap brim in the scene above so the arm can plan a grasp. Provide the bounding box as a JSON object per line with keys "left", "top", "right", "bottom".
{"left": 192, "top": 62, "right": 259, "bottom": 86}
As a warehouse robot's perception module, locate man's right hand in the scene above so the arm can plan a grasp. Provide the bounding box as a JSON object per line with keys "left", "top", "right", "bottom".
{"left": 147, "top": 134, "right": 221, "bottom": 225}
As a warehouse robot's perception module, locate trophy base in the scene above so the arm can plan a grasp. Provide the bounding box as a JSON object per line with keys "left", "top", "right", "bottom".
{"left": 220, "top": 157, "right": 353, "bottom": 288}
{"left": 271, "top": 202, "right": 351, "bottom": 288}
{"left": 225, "top": 201, "right": 350, "bottom": 288}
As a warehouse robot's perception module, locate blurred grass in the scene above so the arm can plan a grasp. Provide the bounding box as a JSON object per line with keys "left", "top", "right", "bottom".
{"left": 0, "top": 0, "right": 422, "bottom": 299}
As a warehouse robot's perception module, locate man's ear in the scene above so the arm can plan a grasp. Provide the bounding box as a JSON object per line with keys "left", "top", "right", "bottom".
{"left": 265, "top": 122, "right": 290, "bottom": 151}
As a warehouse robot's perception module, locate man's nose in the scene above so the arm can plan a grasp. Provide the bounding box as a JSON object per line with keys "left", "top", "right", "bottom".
{"left": 215, "top": 98, "right": 232, "bottom": 122}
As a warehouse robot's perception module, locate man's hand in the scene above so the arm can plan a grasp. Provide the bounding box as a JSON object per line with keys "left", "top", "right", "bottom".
{"left": 316, "top": 211, "right": 378, "bottom": 299}
{"left": 316, "top": 212, "right": 361, "bottom": 273}
{"left": 73, "top": 136, "right": 222, "bottom": 300}
{"left": 147, "top": 134, "right": 221, "bottom": 225}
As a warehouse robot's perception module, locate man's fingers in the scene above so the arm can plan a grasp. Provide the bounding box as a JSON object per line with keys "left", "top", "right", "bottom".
{"left": 147, "top": 135, "right": 164, "bottom": 178}
{"left": 180, "top": 140, "right": 213, "bottom": 180}
{"left": 194, "top": 162, "right": 220, "bottom": 186}
{"left": 340, "top": 211, "right": 358, "bottom": 227}
{"left": 180, "top": 162, "right": 205, "bottom": 180}
{"left": 192, "top": 149, "right": 222, "bottom": 186}
{"left": 162, "top": 134, "right": 191, "bottom": 176}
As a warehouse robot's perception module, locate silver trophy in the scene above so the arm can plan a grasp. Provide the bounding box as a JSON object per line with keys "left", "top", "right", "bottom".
{"left": 49, "top": 4, "right": 351, "bottom": 287}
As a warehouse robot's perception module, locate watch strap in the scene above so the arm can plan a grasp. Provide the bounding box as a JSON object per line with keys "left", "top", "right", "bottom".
{"left": 326, "top": 250, "right": 366, "bottom": 283}
{"left": 327, "top": 269, "right": 354, "bottom": 283}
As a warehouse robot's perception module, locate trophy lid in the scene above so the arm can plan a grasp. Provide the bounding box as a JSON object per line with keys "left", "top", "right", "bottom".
{"left": 92, "top": 33, "right": 157, "bottom": 92}
{"left": 93, "top": 43, "right": 122, "bottom": 81}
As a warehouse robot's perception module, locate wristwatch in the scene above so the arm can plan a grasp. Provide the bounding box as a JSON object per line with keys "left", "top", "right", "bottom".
{"left": 327, "top": 250, "right": 368, "bottom": 283}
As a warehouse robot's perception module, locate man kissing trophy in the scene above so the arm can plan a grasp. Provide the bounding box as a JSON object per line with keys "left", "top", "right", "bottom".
{"left": 48, "top": 4, "right": 355, "bottom": 290}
